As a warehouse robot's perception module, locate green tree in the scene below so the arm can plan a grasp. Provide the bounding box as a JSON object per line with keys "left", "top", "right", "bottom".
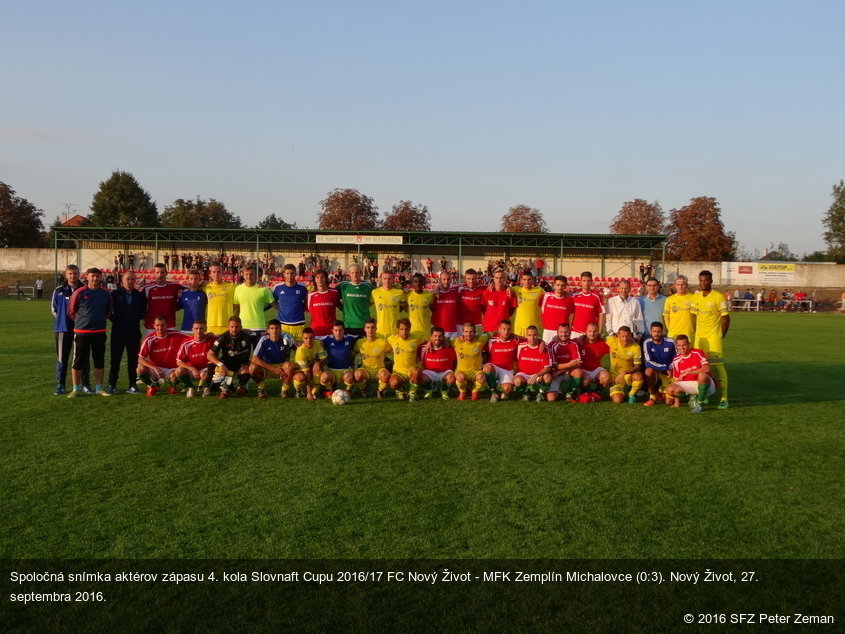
{"left": 822, "top": 180, "right": 845, "bottom": 262}
{"left": 666, "top": 197, "right": 736, "bottom": 261}
{"left": 317, "top": 188, "right": 379, "bottom": 230}
{"left": 764, "top": 242, "right": 798, "bottom": 261}
{"left": 381, "top": 200, "right": 431, "bottom": 231}
{"left": 500, "top": 204, "right": 548, "bottom": 233}
{"left": 802, "top": 251, "right": 831, "bottom": 262}
{"left": 89, "top": 171, "right": 158, "bottom": 226}
{"left": 255, "top": 213, "right": 297, "bottom": 230}
{"left": 610, "top": 199, "right": 665, "bottom": 235}
{"left": 0, "top": 182, "right": 47, "bottom": 247}
{"left": 160, "top": 197, "right": 242, "bottom": 228}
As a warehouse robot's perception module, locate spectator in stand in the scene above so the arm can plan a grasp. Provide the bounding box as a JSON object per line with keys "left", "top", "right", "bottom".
{"left": 128, "top": 252, "right": 135, "bottom": 270}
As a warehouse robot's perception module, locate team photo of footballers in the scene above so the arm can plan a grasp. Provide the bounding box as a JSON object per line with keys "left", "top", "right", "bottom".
{"left": 55, "top": 263, "right": 731, "bottom": 412}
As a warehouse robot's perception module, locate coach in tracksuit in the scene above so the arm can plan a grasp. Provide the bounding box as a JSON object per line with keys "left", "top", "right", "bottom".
{"left": 108, "top": 270, "right": 147, "bottom": 394}
{"left": 67, "top": 268, "right": 113, "bottom": 397}
{"left": 51, "top": 264, "right": 88, "bottom": 395}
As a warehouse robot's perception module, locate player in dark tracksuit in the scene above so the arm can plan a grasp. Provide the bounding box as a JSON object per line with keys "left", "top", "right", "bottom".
{"left": 51, "top": 264, "right": 89, "bottom": 395}
{"left": 67, "top": 268, "right": 113, "bottom": 397}
{"left": 108, "top": 270, "right": 147, "bottom": 394}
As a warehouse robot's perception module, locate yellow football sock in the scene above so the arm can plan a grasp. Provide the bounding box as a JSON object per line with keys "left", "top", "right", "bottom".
{"left": 712, "top": 363, "right": 728, "bottom": 400}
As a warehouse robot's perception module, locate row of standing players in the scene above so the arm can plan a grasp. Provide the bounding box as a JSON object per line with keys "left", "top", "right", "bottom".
{"left": 52, "top": 262, "right": 730, "bottom": 410}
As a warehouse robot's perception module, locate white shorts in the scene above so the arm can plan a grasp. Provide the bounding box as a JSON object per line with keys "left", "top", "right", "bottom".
{"left": 583, "top": 367, "right": 605, "bottom": 382}
{"left": 422, "top": 369, "right": 453, "bottom": 383}
{"left": 143, "top": 365, "right": 178, "bottom": 380}
{"left": 516, "top": 371, "right": 546, "bottom": 383}
{"left": 542, "top": 330, "right": 558, "bottom": 345}
{"left": 673, "top": 378, "right": 716, "bottom": 396}
{"left": 489, "top": 365, "right": 514, "bottom": 386}
{"left": 549, "top": 374, "right": 572, "bottom": 393}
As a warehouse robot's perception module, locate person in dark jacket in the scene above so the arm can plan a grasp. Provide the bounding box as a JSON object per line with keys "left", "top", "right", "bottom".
{"left": 108, "top": 270, "right": 147, "bottom": 394}
{"left": 67, "top": 268, "right": 113, "bottom": 397}
{"left": 51, "top": 264, "right": 89, "bottom": 395}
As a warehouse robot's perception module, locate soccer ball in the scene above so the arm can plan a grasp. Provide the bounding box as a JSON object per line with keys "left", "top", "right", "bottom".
{"left": 331, "top": 390, "right": 350, "bottom": 405}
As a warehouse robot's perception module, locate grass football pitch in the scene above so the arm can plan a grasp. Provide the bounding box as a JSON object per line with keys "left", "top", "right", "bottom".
{"left": 1, "top": 301, "right": 843, "bottom": 560}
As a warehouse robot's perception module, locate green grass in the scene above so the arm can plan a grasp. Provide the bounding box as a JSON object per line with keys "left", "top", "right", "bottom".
{"left": 1, "top": 301, "right": 843, "bottom": 559}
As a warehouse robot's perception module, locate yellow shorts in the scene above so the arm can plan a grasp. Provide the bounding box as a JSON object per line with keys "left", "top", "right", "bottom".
{"left": 281, "top": 324, "right": 305, "bottom": 343}
{"left": 391, "top": 368, "right": 413, "bottom": 382}
{"left": 329, "top": 368, "right": 352, "bottom": 384}
{"left": 610, "top": 373, "right": 637, "bottom": 394}
{"left": 357, "top": 366, "right": 384, "bottom": 380}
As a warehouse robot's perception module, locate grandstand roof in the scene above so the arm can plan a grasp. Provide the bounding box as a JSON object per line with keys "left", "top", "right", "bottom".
{"left": 53, "top": 226, "right": 667, "bottom": 258}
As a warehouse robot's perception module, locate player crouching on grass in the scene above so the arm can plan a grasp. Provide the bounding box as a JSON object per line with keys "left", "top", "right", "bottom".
{"left": 292, "top": 327, "right": 327, "bottom": 400}
{"left": 352, "top": 318, "right": 392, "bottom": 398}
{"left": 513, "top": 326, "right": 552, "bottom": 402}
{"left": 250, "top": 319, "right": 296, "bottom": 399}
{"left": 664, "top": 334, "right": 715, "bottom": 414}
{"left": 137, "top": 316, "right": 186, "bottom": 396}
{"left": 642, "top": 322, "right": 676, "bottom": 407}
{"left": 418, "top": 326, "right": 457, "bottom": 400}
{"left": 574, "top": 323, "right": 611, "bottom": 395}
{"left": 174, "top": 320, "right": 216, "bottom": 397}
{"left": 207, "top": 316, "right": 254, "bottom": 399}
{"left": 318, "top": 321, "right": 358, "bottom": 398}
{"left": 453, "top": 323, "right": 490, "bottom": 401}
{"left": 606, "top": 326, "right": 644, "bottom": 404}
{"left": 547, "top": 323, "right": 584, "bottom": 402}
{"left": 387, "top": 318, "right": 425, "bottom": 401}
{"left": 484, "top": 319, "right": 521, "bottom": 403}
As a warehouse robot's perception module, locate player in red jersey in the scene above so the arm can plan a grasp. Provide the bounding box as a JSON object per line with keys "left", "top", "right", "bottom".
{"left": 137, "top": 316, "right": 187, "bottom": 396}
{"left": 513, "top": 326, "right": 552, "bottom": 402}
{"left": 481, "top": 269, "right": 516, "bottom": 335}
{"left": 576, "top": 322, "right": 611, "bottom": 393}
{"left": 173, "top": 320, "right": 217, "bottom": 397}
{"left": 547, "top": 322, "right": 584, "bottom": 402}
{"left": 418, "top": 326, "right": 457, "bottom": 400}
{"left": 307, "top": 270, "right": 342, "bottom": 336}
{"left": 570, "top": 271, "right": 605, "bottom": 338}
{"left": 484, "top": 319, "right": 523, "bottom": 402}
{"left": 431, "top": 270, "right": 459, "bottom": 336}
{"left": 142, "top": 263, "right": 184, "bottom": 332}
{"left": 456, "top": 269, "right": 485, "bottom": 335}
{"left": 664, "top": 334, "right": 715, "bottom": 413}
{"left": 539, "top": 276, "right": 575, "bottom": 344}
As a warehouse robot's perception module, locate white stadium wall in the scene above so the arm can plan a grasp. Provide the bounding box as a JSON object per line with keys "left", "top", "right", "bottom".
{"left": 1, "top": 248, "right": 843, "bottom": 289}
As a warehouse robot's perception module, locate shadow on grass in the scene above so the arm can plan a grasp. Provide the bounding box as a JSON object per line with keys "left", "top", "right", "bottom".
{"left": 731, "top": 362, "right": 845, "bottom": 406}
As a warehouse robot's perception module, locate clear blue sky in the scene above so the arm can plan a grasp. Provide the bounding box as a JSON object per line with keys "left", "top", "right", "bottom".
{"left": 2, "top": 0, "right": 843, "bottom": 256}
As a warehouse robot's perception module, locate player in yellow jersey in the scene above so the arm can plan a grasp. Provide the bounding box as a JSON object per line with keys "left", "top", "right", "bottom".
{"left": 204, "top": 264, "right": 236, "bottom": 335}
{"left": 606, "top": 326, "right": 644, "bottom": 404}
{"left": 512, "top": 272, "right": 544, "bottom": 338}
{"left": 386, "top": 318, "right": 424, "bottom": 401}
{"left": 452, "top": 323, "right": 490, "bottom": 401}
{"left": 662, "top": 275, "right": 696, "bottom": 340}
{"left": 292, "top": 327, "right": 327, "bottom": 400}
{"left": 371, "top": 271, "right": 406, "bottom": 337}
{"left": 353, "top": 318, "right": 392, "bottom": 398}
{"left": 407, "top": 273, "right": 434, "bottom": 339}
{"left": 692, "top": 270, "right": 731, "bottom": 409}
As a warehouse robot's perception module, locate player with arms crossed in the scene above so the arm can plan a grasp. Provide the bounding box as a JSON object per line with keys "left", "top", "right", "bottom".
{"left": 484, "top": 319, "right": 522, "bottom": 402}
{"left": 512, "top": 273, "right": 544, "bottom": 338}
{"left": 456, "top": 269, "right": 485, "bottom": 337}
{"left": 142, "top": 263, "right": 183, "bottom": 333}
{"left": 205, "top": 264, "right": 236, "bottom": 335}
{"left": 418, "top": 326, "right": 457, "bottom": 400}
{"left": 137, "top": 316, "right": 186, "bottom": 396}
{"left": 481, "top": 269, "right": 516, "bottom": 336}
{"left": 606, "top": 326, "right": 644, "bottom": 404}
{"left": 372, "top": 271, "right": 406, "bottom": 337}
{"left": 173, "top": 320, "right": 216, "bottom": 397}
{"left": 177, "top": 270, "right": 207, "bottom": 334}
{"left": 207, "top": 316, "right": 254, "bottom": 398}
{"left": 431, "top": 270, "right": 459, "bottom": 337}
{"left": 642, "top": 322, "right": 676, "bottom": 407}
{"left": 273, "top": 263, "right": 309, "bottom": 342}
{"left": 452, "top": 323, "right": 490, "bottom": 401}
{"left": 353, "top": 318, "right": 392, "bottom": 398}
{"left": 691, "top": 270, "right": 731, "bottom": 410}
{"left": 292, "top": 327, "right": 327, "bottom": 400}
{"left": 407, "top": 273, "right": 434, "bottom": 340}
{"left": 662, "top": 275, "right": 696, "bottom": 341}
{"left": 547, "top": 322, "right": 584, "bottom": 402}
{"left": 337, "top": 264, "right": 372, "bottom": 337}
{"left": 664, "top": 334, "right": 715, "bottom": 414}
{"left": 513, "top": 325, "right": 552, "bottom": 402}
{"left": 387, "top": 318, "right": 425, "bottom": 401}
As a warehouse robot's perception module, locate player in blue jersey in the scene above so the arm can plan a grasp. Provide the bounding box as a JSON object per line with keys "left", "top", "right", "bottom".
{"left": 317, "top": 320, "right": 358, "bottom": 396}
{"left": 177, "top": 269, "right": 208, "bottom": 333}
{"left": 272, "top": 263, "right": 308, "bottom": 342}
{"left": 642, "top": 321, "right": 676, "bottom": 406}
{"left": 249, "top": 319, "right": 297, "bottom": 398}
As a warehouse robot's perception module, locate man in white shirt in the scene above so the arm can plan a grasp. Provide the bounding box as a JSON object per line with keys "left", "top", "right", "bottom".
{"left": 605, "top": 279, "right": 645, "bottom": 342}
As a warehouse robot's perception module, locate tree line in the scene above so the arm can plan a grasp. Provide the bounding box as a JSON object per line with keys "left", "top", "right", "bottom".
{"left": 2, "top": 171, "right": 844, "bottom": 262}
